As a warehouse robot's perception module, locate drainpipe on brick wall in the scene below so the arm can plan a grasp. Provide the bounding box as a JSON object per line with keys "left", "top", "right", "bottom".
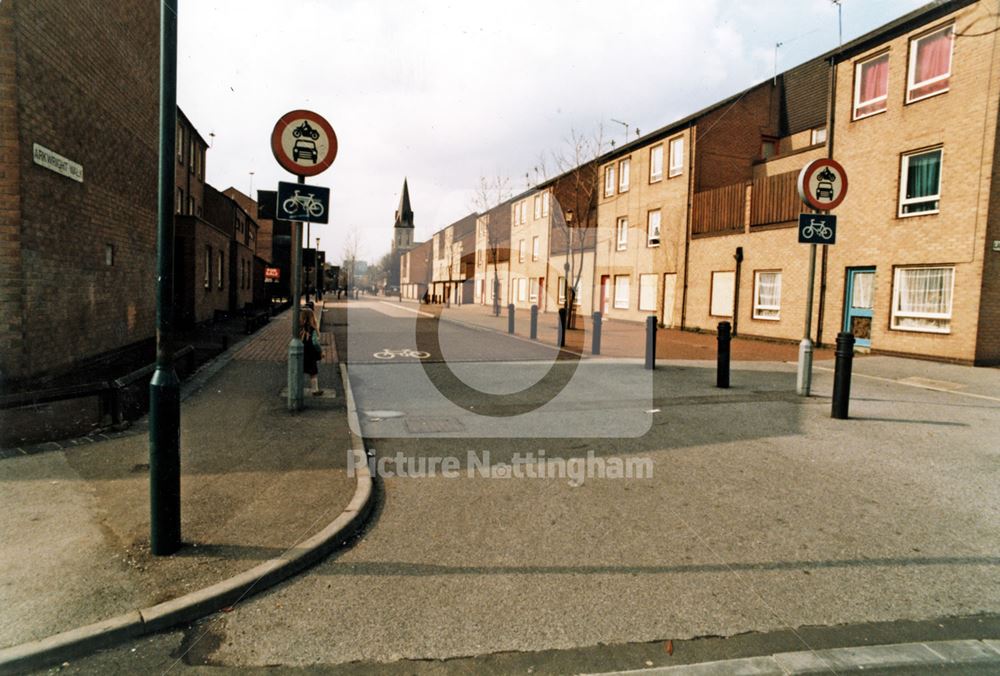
{"left": 733, "top": 247, "right": 743, "bottom": 336}
{"left": 680, "top": 123, "right": 695, "bottom": 329}
{"left": 816, "top": 55, "right": 838, "bottom": 347}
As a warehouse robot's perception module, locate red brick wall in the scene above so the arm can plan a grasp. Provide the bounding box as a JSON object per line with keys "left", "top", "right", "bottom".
{"left": 0, "top": 0, "right": 158, "bottom": 381}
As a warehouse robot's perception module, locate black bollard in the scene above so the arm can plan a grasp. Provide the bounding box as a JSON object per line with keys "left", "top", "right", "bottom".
{"left": 557, "top": 308, "right": 567, "bottom": 347}
{"left": 832, "top": 331, "right": 856, "bottom": 419}
{"left": 508, "top": 304, "right": 515, "bottom": 334}
{"left": 644, "top": 315, "right": 657, "bottom": 370}
{"left": 717, "top": 321, "right": 731, "bottom": 388}
{"left": 592, "top": 311, "right": 602, "bottom": 355}
{"left": 530, "top": 304, "right": 538, "bottom": 340}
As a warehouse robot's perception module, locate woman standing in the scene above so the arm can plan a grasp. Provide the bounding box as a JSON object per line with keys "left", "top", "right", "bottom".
{"left": 300, "top": 307, "right": 323, "bottom": 396}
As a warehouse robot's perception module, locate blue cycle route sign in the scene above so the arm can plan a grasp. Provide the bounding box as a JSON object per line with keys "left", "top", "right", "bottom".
{"left": 277, "top": 181, "right": 329, "bottom": 224}
{"left": 798, "top": 213, "right": 836, "bottom": 245}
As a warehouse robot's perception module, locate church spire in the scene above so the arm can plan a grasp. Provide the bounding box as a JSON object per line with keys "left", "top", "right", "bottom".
{"left": 394, "top": 178, "right": 414, "bottom": 229}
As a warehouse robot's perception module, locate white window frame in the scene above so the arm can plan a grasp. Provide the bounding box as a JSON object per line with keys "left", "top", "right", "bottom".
{"left": 518, "top": 239, "right": 525, "bottom": 263}
{"left": 613, "top": 275, "right": 630, "bottom": 309}
{"left": 529, "top": 278, "right": 538, "bottom": 303}
{"left": 532, "top": 236, "right": 540, "bottom": 261}
{"left": 668, "top": 136, "right": 684, "bottom": 177}
{"left": 618, "top": 158, "right": 630, "bottom": 192}
{"left": 646, "top": 210, "right": 661, "bottom": 247}
{"left": 616, "top": 217, "right": 628, "bottom": 251}
{"left": 558, "top": 276, "right": 566, "bottom": 304}
{"left": 907, "top": 24, "right": 954, "bottom": 104}
{"left": 533, "top": 195, "right": 542, "bottom": 219}
{"left": 649, "top": 144, "right": 663, "bottom": 182}
{"left": 542, "top": 191, "right": 549, "bottom": 216}
{"left": 853, "top": 52, "right": 890, "bottom": 120}
{"left": 517, "top": 277, "right": 527, "bottom": 302}
{"left": 899, "top": 147, "right": 942, "bottom": 217}
{"left": 710, "top": 271, "right": 735, "bottom": 317}
{"left": 638, "top": 274, "right": 657, "bottom": 312}
{"left": 604, "top": 165, "right": 615, "bottom": 197}
{"left": 891, "top": 265, "right": 955, "bottom": 333}
{"left": 752, "top": 271, "right": 782, "bottom": 320}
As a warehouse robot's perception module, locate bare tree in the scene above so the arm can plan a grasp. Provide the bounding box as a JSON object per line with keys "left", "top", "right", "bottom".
{"left": 471, "top": 175, "right": 512, "bottom": 316}
{"left": 550, "top": 125, "right": 606, "bottom": 328}
{"left": 341, "top": 228, "right": 362, "bottom": 293}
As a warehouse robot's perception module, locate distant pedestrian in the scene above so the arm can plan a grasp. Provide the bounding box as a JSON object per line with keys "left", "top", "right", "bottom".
{"left": 300, "top": 307, "right": 323, "bottom": 396}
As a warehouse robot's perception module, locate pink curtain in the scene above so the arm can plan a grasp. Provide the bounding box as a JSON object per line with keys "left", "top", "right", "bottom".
{"left": 916, "top": 29, "right": 953, "bottom": 83}
{"left": 861, "top": 57, "right": 889, "bottom": 102}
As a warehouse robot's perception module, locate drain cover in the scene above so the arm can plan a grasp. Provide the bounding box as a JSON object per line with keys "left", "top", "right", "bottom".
{"left": 404, "top": 417, "right": 465, "bottom": 433}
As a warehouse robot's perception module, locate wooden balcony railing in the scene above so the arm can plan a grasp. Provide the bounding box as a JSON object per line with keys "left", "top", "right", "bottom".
{"left": 750, "top": 170, "right": 799, "bottom": 227}
{"left": 692, "top": 183, "right": 745, "bottom": 235}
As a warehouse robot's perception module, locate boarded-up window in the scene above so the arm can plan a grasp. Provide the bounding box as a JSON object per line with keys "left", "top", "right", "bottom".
{"left": 710, "top": 271, "right": 735, "bottom": 317}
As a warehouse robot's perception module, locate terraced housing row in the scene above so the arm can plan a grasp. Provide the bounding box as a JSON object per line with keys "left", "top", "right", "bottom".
{"left": 396, "top": 0, "right": 1000, "bottom": 365}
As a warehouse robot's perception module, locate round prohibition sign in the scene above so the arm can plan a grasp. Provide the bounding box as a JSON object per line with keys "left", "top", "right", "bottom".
{"left": 797, "top": 157, "right": 848, "bottom": 211}
{"left": 270, "top": 109, "right": 338, "bottom": 177}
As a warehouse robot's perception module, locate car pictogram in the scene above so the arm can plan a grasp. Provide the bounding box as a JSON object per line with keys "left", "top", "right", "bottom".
{"left": 293, "top": 139, "right": 318, "bottom": 163}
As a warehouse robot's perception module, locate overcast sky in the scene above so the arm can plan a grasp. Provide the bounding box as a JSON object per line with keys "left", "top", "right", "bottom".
{"left": 177, "top": 0, "right": 927, "bottom": 266}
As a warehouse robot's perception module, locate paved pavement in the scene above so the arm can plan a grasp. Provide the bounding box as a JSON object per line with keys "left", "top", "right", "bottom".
{"left": 0, "top": 303, "right": 363, "bottom": 668}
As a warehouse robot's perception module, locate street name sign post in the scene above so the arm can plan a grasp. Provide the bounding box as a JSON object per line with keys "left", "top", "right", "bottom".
{"left": 796, "top": 158, "right": 847, "bottom": 397}
{"left": 271, "top": 110, "right": 338, "bottom": 412}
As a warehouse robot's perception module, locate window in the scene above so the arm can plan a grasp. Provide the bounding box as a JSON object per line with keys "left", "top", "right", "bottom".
{"left": 619, "top": 158, "right": 630, "bottom": 192}
{"left": 892, "top": 266, "right": 954, "bottom": 332}
{"left": 616, "top": 217, "right": 628, "bottom": 251}
{"left": 518, "top": 239, "right": 525, "bottom": 262}
{"left": 189, "top": 138, "right": 195, "bottom": 173}
{"left": 204, "top": 246, "right": 211, "bottom": 289}
{"left": 176, "top": 188, "right": 183, "bottom": 214}
{"left": 558, "top": 276, "right": 566, "bottom": 304}
{"left": 900, "top": 147, "right": 942, "bottom": 216}
{"left": 761, "top": 137, "right": 778, "bottom": 159}
{"left": 188, "top": 196, "right": 195, "bottom": 215}
{"left": 647, "top": 210, "right": 661, "bottom": 247}
{"left": 668, "top": 136, "right": 684, "bottom": 177}
{"left": 105, "top": 244, "right": 114, "bottom": 266}
{"left": 542, "top": 192, "right": 549, "bottom": 216}
{"left": 908, "top": 25, "right": 953, "bottom": 103}
{"left": 529, "top": 278, "right": 538, "bottom": 303}
{"left": 519, "top": 201, "right": 527, "bottom": 224}
{"left": 853, "top": 52, "right": 889, "bottom": 119}
{"left": 517, "top": 277, "right": 527, "bottom": 302}
{"left": 638, "top": 274, "right": 657, "bottom": 312}
{"left": 613, "top": 275, "right": 630, "bottom": 309}
{"left": 177, "top": 124, "right": 184, "bottom": 162}
{"left": 534, "top": 195, "right": 542, "bottom": 219}
{"left": 217, "top": 250, "right": 224, "bottom": 289}
{"left": 753, "top": 271, "right": 782, "bottom": 320}
{"left": 649, "top": 145, "right": 663, "bottom": 182}
{"left": 811, "top": 127, "right": 827, "bottom": 145}
{"left": 532, "top": 236, "right": 539, "bottom": 261}
{"left": 197, "top": 149, "right": 203, "bottom": 179}
{"left": 710, "top": 271, "right": 735, "bottom": 317}
{"left": 604, "top": 165, "right": 615, "bottom": 197}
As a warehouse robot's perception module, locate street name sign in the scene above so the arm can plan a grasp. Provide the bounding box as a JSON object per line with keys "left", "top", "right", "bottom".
{"left": 797, "top": 158, "right": 848, "bottom": 211}
{"left": 270, "top": 110, "right": 338, "bottom": 177}
{"left": 33, "top": 143, "right": 83, "bottom": 183}
{"left": 798, "top": 213, "right": 837, "bottom": 244}
{"left": 277, "top": 181, "right": 329, "bottom": 223}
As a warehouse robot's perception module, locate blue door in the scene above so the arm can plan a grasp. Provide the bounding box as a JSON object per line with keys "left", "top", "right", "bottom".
{"left": 844, "top": 268, "right": 876, "bottom": 348}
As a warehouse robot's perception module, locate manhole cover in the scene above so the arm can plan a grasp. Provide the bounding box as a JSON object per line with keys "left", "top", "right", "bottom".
{"left": 404, "top": 417, "right": 465, "bottom": 433}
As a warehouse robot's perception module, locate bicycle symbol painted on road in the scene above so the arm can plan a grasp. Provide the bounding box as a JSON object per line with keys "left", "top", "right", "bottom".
{"left": 282, "top": 190, "right": 325, "bottom": 218}
{"left": 801, "top": 218, "right": 834, "bottom": 241}
{"left": 374, "top": 348, "right": 431, "bottom": 360}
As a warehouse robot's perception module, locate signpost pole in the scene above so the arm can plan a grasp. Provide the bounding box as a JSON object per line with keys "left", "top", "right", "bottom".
{"left": 287, "top": 175, "right": 305, "bottom": 412}
{"left": 796, "top": 240, "right": 818, "bottom": 396}
{"left": 149, "top": 0, "right": 181, "bottom": 555}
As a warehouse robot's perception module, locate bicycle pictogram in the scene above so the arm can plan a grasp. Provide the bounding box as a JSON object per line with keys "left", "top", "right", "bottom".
{"left": 373, "top": 348, "right": 431, "bottom": 360}
{"left": 801, "top": 217, "right": 834, "bottom": 241}
{"left": 282, "top": 190, "right": 325, "bottom": 218}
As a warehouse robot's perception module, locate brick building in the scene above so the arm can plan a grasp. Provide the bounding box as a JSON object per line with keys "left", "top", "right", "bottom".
{"left": 0, "top": 0, "right": 158, "bottom": 383}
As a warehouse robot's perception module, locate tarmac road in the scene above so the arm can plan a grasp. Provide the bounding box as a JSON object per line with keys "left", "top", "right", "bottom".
{"left": 54, "top": 300, "right": 1000, "bottom": 674}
